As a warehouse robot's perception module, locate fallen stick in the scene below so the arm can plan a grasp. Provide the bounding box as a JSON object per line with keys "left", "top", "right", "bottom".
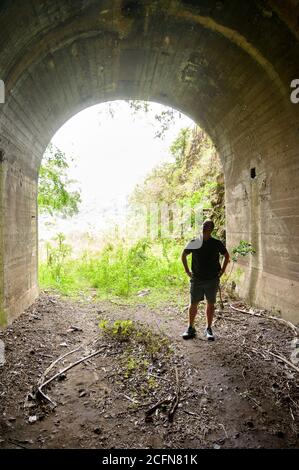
{"left": 251, "top": 347, "right": 299, "bottom": 374}
{"left": 122, "top": 394, "right": 140, "bottom": 405}
{"left": 37, "top": 348, "right": 105, "bottom": 405}
{"left": 216, "top": 314, "right": 240, "bottom": 322}
{"left": 7, "top": 438, "right": 29, "bottom": 449}
{"left": 145, "top": 397, "right": 172, "bottom": 418}
{"left": 219, "top": 423, "right": 228, "bottom": 439}
{"left": 218, "top": 285, "right": 224, "bottom": 310}
{"left": 37, "top": 387, "right": 57, "bottom": 408}
{"left": 147, "top": 372, "right": 172, "bottom": 383}
{"left": 181, "top": 409, "right": 201, "bottom": 419}
{"left": 229, "top": 304, "right": 298, "bottom": 337}
{"left": 37, "top": 345, "right": 83, "bottom": 388}
{"left": 290, "top": 407, "right": 295, "bottom": 422}
{"left": 168, "top": 365, "right": 180, "bottom": 422}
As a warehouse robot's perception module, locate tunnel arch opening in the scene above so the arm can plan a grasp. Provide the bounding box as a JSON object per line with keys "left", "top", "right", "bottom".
{"left": 37, "top": 99, "right": 225, "bottom": 299}
{"left": 0, "top": 1, "right": 299, "bottom": 325}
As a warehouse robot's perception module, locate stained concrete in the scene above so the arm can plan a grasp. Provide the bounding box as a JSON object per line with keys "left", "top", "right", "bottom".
{"left": 0, "top": 0, "right": 299, "bottom": 325}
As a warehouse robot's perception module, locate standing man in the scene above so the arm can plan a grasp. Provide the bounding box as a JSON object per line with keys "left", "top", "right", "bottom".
{"left": 181, "top": 219, "right": 230, "bottom": 340}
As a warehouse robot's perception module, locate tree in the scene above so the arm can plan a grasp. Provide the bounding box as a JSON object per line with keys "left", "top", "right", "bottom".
{"left": 128, "top": 125, "right": 225, "bottom": 239}
{"left": 127, "top": 100, "right": 181, "bottom": 139}
{"left": 38, "top": 143, "right": 81, "bottom": 217}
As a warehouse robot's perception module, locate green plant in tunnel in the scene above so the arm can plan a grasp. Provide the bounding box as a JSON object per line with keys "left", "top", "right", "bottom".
{"left": 98, "top": 319, "right": 134, "bottom": 341}
{"left": 45, "top": 232, "right": 72, "bottom": 281}
{"left": 221, "top": 240, "right": 256, "bottom": 296}
{"left": 38, "top": 143, "right": 81, "bottom": 217}
{"left": 231, "top": 240, "right": 256, "bottom": 262}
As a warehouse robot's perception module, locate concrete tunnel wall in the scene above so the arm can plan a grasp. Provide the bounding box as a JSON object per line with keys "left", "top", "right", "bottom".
{"left": 0, "top": 0, "right": 299, "bottom": 326}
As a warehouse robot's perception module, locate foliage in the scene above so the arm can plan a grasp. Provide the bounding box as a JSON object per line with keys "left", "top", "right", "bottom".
{"left": 39, "top": 233, "right": 188, "bottom": 302}
{"left": 231, "top": 240, "right": 256, "bottom": 262}
{"left": 127, "top": 100, "right": 181, "bottom": 139}
{"left": 98, "top": 319, "right": 134, "bottom": 341}
{"left": 39, "top": 122, "right": 228, "bottom": 305}
{"left": 39, "top": 233, "right": 82, "bottom": 295}
{"left": 97, "top": 318, "right": 172, "bottom": 396}
{"left": 45, "top": 233, "right": 72, "bottom": 280}
{"left": 221, "top": 240, "right": 256, "bottom": 297}
{"left": 38, "top": 143, "right": 81, "bottom": 217}
{"left": 129, "top": 126, "right": 225, "bottom": 240}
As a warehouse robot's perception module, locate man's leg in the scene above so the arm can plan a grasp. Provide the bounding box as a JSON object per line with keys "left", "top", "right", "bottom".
{"left": 203, "top": 278, "right": 219, "bottom": 340}
{"left": 182, "top": 280, "right": 204, "bottom": 339}
{"left": 182, "top": 302, "right": 199, "bottom": 339}
{"left": 189, "top": 302, "right": 199, "bottom": 327}
{"left": 206, "top": 302, "right": 215, "bottom": 328}
{"left": 204, "top": 301, "right": 215, "bottom": 340}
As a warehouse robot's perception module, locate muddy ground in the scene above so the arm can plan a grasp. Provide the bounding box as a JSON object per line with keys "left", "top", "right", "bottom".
{"left": 0, "top": 292, "right": 298, "bottom": 449}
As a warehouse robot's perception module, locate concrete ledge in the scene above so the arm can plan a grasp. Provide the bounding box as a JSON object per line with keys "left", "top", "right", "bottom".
{"left": 238, "top": 268, "right": 299, "bottom": 324}
{"left": 2, "top": 286, "right": 39, "bottom": 328}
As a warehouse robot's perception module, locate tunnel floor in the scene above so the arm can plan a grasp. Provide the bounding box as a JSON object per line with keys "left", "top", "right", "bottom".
{"left": 0, "top": 293, "right": 298, "bottom": 449}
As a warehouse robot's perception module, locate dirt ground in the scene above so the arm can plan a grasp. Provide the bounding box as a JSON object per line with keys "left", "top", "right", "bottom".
{"left": 0, "top": 291, "right": 299, "bottom": 449}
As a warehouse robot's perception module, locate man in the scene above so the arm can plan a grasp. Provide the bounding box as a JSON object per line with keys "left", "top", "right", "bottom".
{"left": 181, "top": 219, "right": 230, "bottom": 340}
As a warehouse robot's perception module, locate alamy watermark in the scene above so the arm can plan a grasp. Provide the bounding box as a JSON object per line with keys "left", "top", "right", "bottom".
{"left": 0, "top": 79, "right": 4, "bottom": 104}
{"left": 290, "top": 79, "right": 299, "bottom": 104}
{"left": 114, "top": 201, "right": 210, "bottom": 240}
{"left": 1, "top": 78, "right": 298, "bottom": 104}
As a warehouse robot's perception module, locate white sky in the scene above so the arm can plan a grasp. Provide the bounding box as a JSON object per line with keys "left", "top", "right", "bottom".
{"left": 52, "top": 101, "right": 193, "bottom": 204}
{"left": 40, "top": 101, "right": 194, "bottom": 242}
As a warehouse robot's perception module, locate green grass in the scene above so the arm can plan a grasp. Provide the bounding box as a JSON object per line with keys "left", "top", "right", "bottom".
{"left": 39, "top": 236, "right": 190, "bottom": 307}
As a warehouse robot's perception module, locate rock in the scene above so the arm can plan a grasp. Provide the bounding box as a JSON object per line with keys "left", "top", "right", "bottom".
{"left": 291, "top": 338, "right": 299, "bottom": 349}
{"left": 28, "top": 415, "right": 37, "bottom": 424}
{"left": 137, "top": 289, "right": 151, "bottom": 297}
{"left": 0, "top": 340, "right": 5, "bottom": 366}
{"left": 7, "top": 417, "right": 16, "bottom": 422}
{"left": 291, "top": 349, "right": 299, "bottom": 365}
{"left": 58, "top": 373, "right": 67, "bottom": 381}
{"left": 59, "top": 342, "right": 68, "bottom": 347}
{"left": 213, "top": 444, "right": 221, "bottom": 449}
{"left": 245, "top": 420, "right": 254, "bottom": 428}
{"left": 67, "top": 326, "right": 83, "bottom": 333}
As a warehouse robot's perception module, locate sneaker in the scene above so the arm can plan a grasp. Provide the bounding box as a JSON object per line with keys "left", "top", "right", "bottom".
{"left": 204, "top": 327, "right": 215, "bottom": 341}
{"left": 182, "top": 326, "right": 196, "bottom": 340}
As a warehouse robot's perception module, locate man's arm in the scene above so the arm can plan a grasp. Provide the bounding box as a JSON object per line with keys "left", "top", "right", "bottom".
{"left": 219, "top": 251, "right": 230, "bottom": 277}
{"left": 181, "top": 249, "right": 192, "bottom": 278}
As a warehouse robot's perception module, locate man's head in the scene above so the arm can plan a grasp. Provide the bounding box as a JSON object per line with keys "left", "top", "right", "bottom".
{"left": 202, "top": 219, "right": 214, "bottom": 240}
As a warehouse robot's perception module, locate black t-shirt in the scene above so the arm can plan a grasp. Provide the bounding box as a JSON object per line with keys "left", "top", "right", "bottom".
{"left": 184, "top": 237, "right": 228, "bottom": 281}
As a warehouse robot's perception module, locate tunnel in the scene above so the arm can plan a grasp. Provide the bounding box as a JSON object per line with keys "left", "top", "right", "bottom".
{"left": 0, "top": 0, "right": 299, "bottom": 326}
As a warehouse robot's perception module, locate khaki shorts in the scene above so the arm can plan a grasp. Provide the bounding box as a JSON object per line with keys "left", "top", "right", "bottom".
{"left": 190, "top": 276, "right": 220, "bottom": 304}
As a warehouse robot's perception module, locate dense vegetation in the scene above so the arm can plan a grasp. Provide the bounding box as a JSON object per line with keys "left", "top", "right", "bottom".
{"left": 39, "top": 125, "right": 226, "bottom": 305}
{"left": 38, "top": 143, "right": 81, "bottom": 217}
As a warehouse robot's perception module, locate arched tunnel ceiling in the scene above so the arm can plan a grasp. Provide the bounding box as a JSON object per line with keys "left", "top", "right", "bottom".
{"left": 0, "top": 0, "right": 298, "bottom": 162}
{"left": 0, "top": 0, "right": 299, "bottom": 324}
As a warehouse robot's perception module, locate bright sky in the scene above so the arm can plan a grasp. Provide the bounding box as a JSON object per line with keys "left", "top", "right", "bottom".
{"left": 52, "top": 101, "right": 193, "bottom": 204}
{"left": 40, "top": 101, "right": 194, "bottom": 241}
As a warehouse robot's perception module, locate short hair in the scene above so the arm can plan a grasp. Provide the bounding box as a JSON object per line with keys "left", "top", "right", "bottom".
{"left": 203, "top": 219, "right": 214, "bottom": 230}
